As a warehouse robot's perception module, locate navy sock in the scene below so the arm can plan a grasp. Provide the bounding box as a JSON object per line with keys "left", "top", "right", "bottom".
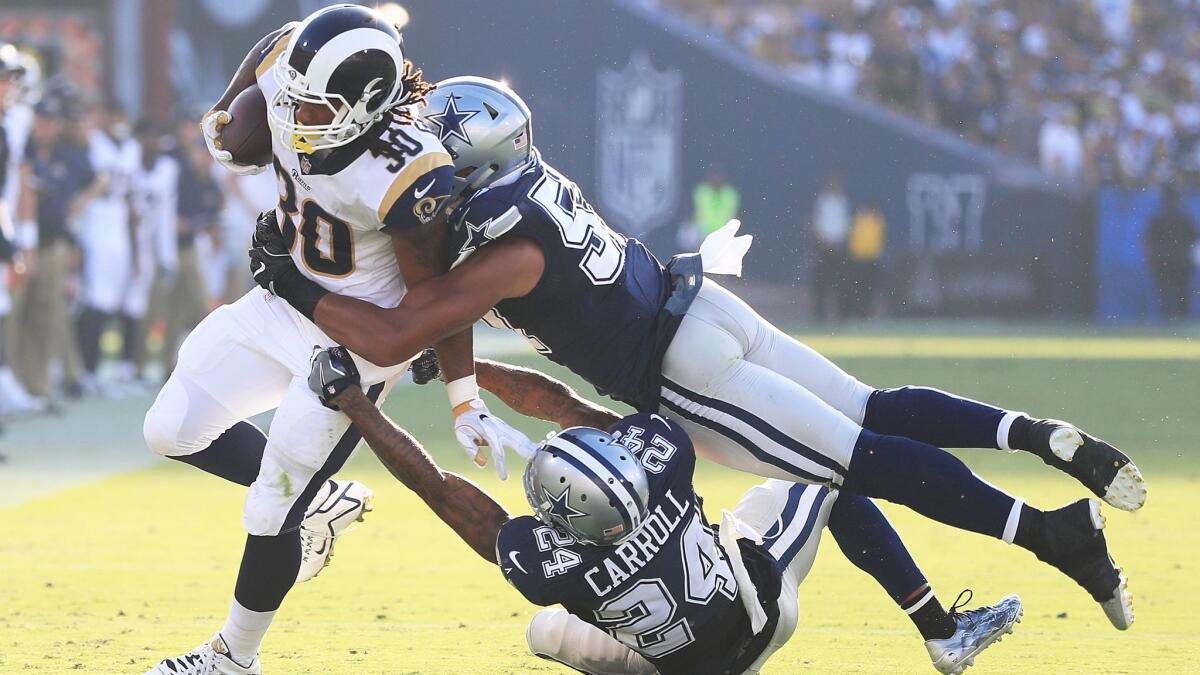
{"left": 841, "top": 430, "right": 1015, "bottom": 540}
{"left": 233, "top": 531, "right": 301, "bottom": 612}
{"left": 829, "top": 494, "right": 928, "bottom": 604}
{"left": 863, "top": 387, "right": 1006, "bottom": 449}
{"left": 169, "top": 421, "right": 266, "bottom": 487}
{"left": 828, "top": 494, "right": 955, "bottom": 639}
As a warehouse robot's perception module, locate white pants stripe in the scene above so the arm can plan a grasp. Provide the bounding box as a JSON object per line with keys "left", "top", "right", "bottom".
{"left": 658, "top": 279, "right": 873, "bottom": 487}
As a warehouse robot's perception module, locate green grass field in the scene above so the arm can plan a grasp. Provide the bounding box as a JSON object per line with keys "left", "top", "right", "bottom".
{"left": 1, "top": 334, "right": 1197, "bottom": 674}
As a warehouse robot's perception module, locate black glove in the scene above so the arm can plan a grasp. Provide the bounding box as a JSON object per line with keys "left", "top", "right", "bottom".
{"left": 410, "top": 348, "right": 442, "bottom": 385}
{"left": 308, "top": 346, "right": 361, "bottom": 409}
{"left": 248, "top": 210, "right": 329, "bottom": 321}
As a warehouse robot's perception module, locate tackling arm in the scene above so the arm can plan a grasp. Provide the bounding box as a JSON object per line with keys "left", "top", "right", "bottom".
{"left": 389, "top": 222, "right": 476, "bottom": 383}
{"left": 331, "top": 384, "right": 510, "bottom": 563}
{"left": 313, "top": 236, "right": 545, "bottom": 367}
{"left": 475, "top": 359, "right": 622, "bottom": 430}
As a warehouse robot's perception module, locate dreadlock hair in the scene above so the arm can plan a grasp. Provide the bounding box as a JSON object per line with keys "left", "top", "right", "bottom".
{"left": 399, "top": 59, "right": 435, "bottom": 108}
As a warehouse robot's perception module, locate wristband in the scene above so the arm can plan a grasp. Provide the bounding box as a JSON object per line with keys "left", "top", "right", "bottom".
{"left": 446, "top": 374, "right": 479, "bottom": 410}
{"left": 275, "top": 266, "right": 329, "bottom": 322}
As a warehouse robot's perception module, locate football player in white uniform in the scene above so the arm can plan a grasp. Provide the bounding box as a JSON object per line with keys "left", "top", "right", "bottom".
{"left": 120, "top": 120, "right": 179, "bottom": 386}
{"left": 76, "top": 102, "right": 139, "bottom": 390}
{"left": 141, "top": 6, "right": 534, "bottom": 674}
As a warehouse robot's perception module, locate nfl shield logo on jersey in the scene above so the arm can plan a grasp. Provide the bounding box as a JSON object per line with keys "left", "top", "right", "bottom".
{"left": 596, "top": 52, "right": 683, "bottom": 234}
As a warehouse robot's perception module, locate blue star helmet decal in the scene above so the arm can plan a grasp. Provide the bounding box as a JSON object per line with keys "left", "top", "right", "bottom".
{"left": 546, "top": 484, "right": 589, "bottom": 526}
{"left": 426, "top": 94, "right": 480, "bottom": 146}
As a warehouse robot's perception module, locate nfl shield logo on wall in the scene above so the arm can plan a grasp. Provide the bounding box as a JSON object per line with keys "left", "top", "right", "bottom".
{"left": 596, "top": 52, "right": 683, "bottom": 234}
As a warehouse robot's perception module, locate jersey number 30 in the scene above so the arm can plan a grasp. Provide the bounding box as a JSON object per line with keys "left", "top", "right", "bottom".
{"left": 273, "top": 159, "right": 354, "bottom": 278}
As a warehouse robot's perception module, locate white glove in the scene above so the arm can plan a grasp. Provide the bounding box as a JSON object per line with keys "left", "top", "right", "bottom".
{"left": 698, "top": 218, "right": 754, "bottom": 276}
{"left": 453, "top": 399, "right": 538, "bottom": 480}
{"left": 201, "top": 110, "right": 268, "bottom": 176}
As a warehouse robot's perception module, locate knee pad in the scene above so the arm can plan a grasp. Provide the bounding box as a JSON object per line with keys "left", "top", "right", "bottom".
{"left": 143, "top": 376, "right": 230, "bottom": 458}
{"left": 143, "top": 379, "right": 190, "bottom": 457}
{"left": 526, "top": 608, "right": 656, "bottom": 675}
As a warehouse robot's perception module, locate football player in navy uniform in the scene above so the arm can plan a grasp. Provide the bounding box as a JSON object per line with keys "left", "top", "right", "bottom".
{"left": 141, "top": 8, "right": 533, "bottom": 675}
{"left": 308, "top": 347, "right": 1023, "bottom": 674}
{"left": 251, "top": 77, "right": 1137, "bottom": 637}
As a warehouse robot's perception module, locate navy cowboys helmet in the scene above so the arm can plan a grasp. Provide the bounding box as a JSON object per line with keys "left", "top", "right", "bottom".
{"left": 524, "top": 427, "right": 650, "bottom": 546}
{"left": 419, "top": 76, "right": 532, "bottom": 193}
{"left": 270, "top": 4, "right": 408, "bottom": 152}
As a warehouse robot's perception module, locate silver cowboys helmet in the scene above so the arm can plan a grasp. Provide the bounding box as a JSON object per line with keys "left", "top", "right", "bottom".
{"left": 524, "top": 427, "right": 650, "bottom": 546}
{"left": 419, "top": 76, "right": 533, "bottom": 193}
{"left": 270, "top": 4, "right": 409, "bottom": 153}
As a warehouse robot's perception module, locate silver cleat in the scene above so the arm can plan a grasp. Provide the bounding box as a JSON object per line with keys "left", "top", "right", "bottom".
{"left": 925, "top": 592, "right": 1023, "bottom": 675}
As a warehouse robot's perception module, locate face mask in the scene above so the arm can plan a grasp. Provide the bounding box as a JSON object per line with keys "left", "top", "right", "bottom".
{"left": 110, "top": 121, "right": 131, "bottom": 140}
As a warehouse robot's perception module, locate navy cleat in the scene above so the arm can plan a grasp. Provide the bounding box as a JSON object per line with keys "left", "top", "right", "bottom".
{"left": 924, "top": 591, "right": 1022, "bottom": 674}
{"left": 1037, "top": 499, "right": 1134, "bottom": 630}
{"left": 1025, "top": 419, "right": 1146, "bottom": 512}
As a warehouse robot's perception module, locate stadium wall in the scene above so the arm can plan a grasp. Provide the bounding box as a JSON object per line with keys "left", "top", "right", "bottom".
{"left": 171, "top": 0, "right": 1090, "bottom": 318}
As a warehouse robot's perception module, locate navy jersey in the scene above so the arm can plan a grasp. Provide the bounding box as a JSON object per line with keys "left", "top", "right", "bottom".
{"left": 497, "top": 413, "right": 755, "bottom": 675}
{"left": 446, "top": 152, "right": 693, "bottom": 411}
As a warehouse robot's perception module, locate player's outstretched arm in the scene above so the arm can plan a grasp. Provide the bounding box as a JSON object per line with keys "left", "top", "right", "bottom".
{"left": 474, "top": 359, "right": 622, "bottom": 430}
{"left": 314, "top": 351, "right": 510, "bottom": 563}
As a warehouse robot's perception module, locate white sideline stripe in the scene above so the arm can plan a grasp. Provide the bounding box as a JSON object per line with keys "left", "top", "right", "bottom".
{"left": 766, "top": 486, "right": 822, "bottom": 561}
{"left": 661, "top": 387, "right": 836, "bottom": 483}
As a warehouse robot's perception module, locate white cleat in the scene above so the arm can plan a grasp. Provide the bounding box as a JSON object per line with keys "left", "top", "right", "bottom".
{"left": 296, "top": 479, "right": 374, "bottom": 583}
{"left": 1101, "top": 570, "right": 1135, "bottom": 631}
{"left": 143, "top": 633, "right": 260, "bottom": 675}
{"left": 925, "top": 593, "right": 1023, "bottom": 675}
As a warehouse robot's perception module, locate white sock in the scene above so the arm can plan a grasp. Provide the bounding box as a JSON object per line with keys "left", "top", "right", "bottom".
{"left": 1002, "top": 499, "right": 1024, "bottom": 544}
{"left": 996, "top": 411, "right": 1026, "bottom": 451}
{"left": 220, "top": 599, "right": 275, "bottom": 665}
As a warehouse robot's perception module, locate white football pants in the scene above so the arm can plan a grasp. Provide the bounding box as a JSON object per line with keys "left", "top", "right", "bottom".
{"left": 658, "top": 279, "right": 874, "bottom": 487}
{"left": 143, "top": 288, "right": 409, "bottom": 536}
{"left": 526, "top": 481, "right": 835, "bottom": 674}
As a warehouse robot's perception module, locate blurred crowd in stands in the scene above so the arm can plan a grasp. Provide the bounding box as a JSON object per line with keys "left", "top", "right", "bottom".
{"left": 0, "top": 43, "right": 274, "bottom": 430}
{"left": 648, "top": 0, "right": 1200, "bottom": 190}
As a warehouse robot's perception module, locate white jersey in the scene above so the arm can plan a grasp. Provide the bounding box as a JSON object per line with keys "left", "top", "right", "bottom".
{"left": 132, "top": 154, "right": 181, "bottom": 272}
{"left": 83, "top": 130, "right": 140, "bottom": 233}
{"left": 256, "top": 27, "right": 454, "bottom": 309}
{"left": 3, "top": 103, "right": 33, "bottom": 207}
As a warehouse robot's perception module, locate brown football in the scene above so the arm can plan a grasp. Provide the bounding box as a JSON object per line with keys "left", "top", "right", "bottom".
{"left": 220, "top": 84, "right": 272, "bottom": 167}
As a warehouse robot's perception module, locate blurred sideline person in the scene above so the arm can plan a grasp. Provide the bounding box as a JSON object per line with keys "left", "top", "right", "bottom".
{"left": 309, "top": 348, "right": 1024, "bottom": 674}
{"left": 14, "top": 91, "right": 91, "bottom": 399}
{"left": 253, "top": 77, "right": 1140, "bottom": 639}
{"left": 693, "top": 165, "right": 739, "bottom": 237}
{"left": 0, "top": 43, "right": 38, "bottom": 415}
{"left": 157, "top": 132, "right": 220, "bottom": 376}
{"left": 847, "top": 200, "right": 886, "bottom": 318}
{"left": 216, "top": 169, "right": 276, "bottom": 304}
{"left": 811, "top": 172, "right": 850, "bottom": 322}
{"left": 0, "top": 45, "right": 42, "bottom": 413}
{"left": 1143, "top": 186, "right": 1198, "bottom": 320}
{"left": 75, "top": 101, "right": 138, "bottom": 392}
{"left": 121, "top": 120, "right": 179, "bottom": 384}
{"left": 141, "top": 7, "right": 532, "bottom": 675}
